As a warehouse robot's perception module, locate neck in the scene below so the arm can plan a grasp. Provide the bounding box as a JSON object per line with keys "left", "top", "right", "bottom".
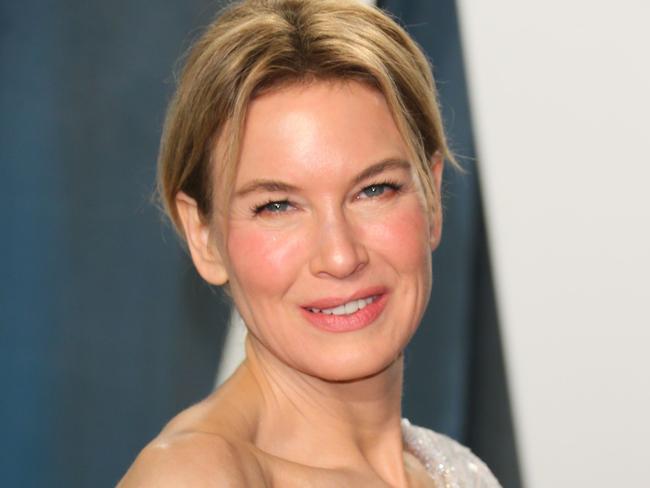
{"left": 229, "top": 335, "right": 408, "bottom": 486}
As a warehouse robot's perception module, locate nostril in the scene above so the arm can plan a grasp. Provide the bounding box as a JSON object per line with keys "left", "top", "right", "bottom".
{"left": 313, "top": 244, "right": 368, "bottom": 279}
{"left": 353, "top": 260, "right": 367, "bottom": 274}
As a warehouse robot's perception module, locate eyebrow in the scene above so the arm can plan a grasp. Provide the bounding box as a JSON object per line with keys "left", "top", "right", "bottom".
{"left": 234, "top": 158, "right": 411, "bottom": 198}
{"left": 352, "top": 158, "right": 411, "bottom": 186}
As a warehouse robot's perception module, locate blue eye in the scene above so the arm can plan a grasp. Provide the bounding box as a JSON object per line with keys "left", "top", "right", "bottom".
{"left": 359, "top": 181, "right": 402, "bottom": 199}
{"left": 253, "top": 200, "right": 292, "bottom": 215}
{"left": 362, "top": 185, "right": 387, "bottom": 197}
{"left": 266, "top": 201, "right": 290, "bottom": 212}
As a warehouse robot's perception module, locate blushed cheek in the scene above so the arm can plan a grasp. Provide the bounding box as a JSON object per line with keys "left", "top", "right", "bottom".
{"left": 227, "top": 228, "right": 307, "bottom": 292}
{"left": 366, "top": 206, "right": 432, "bottom": 271}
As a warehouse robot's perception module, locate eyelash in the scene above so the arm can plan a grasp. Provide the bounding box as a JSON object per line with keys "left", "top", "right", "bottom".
{"left": 251, "top": 179, "right": 403, "bottom": 216}
{"left": 251, "top": 200, "right": 293, "bottom": 215}
{"left": 358, "top": 179, "right": 403, "bottom": 199}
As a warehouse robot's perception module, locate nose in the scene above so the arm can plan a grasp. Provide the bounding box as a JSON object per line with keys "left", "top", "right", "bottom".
{"left": 309, "top": 209, "right": 369, "bottom": 279}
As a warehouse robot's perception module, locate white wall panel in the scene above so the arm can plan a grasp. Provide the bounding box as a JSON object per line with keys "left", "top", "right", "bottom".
{"left": 457, "top": 1, "right": 650, "bottom": 486}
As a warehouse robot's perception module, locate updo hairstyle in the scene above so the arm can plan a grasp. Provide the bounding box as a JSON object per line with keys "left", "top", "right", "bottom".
{"left": 157, "top": 0, "right": 455, "bottom": 237}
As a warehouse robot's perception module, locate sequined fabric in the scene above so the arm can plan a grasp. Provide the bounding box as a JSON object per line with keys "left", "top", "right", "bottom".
{"left": 402, "top": 419, "right": 502, "bottom": 488}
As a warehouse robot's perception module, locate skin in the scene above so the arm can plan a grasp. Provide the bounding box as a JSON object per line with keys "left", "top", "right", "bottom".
{"left": 119, "top": 80, "right": 443, "bottom": 487}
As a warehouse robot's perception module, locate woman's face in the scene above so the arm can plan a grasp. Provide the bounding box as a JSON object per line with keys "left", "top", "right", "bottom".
{"left": 202, "top": 81, "right": 441, "bottom": 381}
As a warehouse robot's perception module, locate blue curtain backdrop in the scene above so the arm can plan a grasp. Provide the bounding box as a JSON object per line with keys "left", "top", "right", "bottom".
{"left": 0, "top": 1, "right": 519, "bottom": 486}
{"left": 1, "top": 1, "right": 231, "bottom": 486}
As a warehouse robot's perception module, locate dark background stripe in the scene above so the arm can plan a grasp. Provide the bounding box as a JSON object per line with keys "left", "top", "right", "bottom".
{"left": 0, "top": 1, "right": 230, "bottom": 486}
{"left": 378, "top": 1, "right": 522, "bottom": 485}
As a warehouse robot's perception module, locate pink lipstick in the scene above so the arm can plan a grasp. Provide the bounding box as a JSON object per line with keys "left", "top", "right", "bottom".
{"left": 300, "top": 287, "right": 388, "bottom": 332}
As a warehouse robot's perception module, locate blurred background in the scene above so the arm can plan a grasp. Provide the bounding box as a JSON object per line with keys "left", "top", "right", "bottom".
{"left": 1, "top": 1, "right": 648, "bottom": 487}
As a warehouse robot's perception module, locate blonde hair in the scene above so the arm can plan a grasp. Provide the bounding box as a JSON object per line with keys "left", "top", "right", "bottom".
{"left": 158, "top": 0, "right": 455, "bottom": 236}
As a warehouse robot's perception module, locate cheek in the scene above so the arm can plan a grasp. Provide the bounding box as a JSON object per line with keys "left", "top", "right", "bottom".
{"left": 226, "top": 226, "right": 306, "bottom": 293}
{"left": 364, "top": 203, "right": 432, "bottom": 270}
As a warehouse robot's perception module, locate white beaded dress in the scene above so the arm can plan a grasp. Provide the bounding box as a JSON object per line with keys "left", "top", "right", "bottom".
{"left": 401, "top": 419, "right": 502, "bottom": 488}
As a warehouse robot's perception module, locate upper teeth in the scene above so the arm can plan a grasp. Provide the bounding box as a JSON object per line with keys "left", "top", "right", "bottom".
{"left": 309, "top": 297, "right": 375, "bottom": 316}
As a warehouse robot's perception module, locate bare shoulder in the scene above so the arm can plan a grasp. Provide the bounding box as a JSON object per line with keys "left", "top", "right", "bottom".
{"left": 117, "top": 431, "right": 265, "bottom": 488}
{"left": 118, "top": 372, "right": 267, "bottom": 487}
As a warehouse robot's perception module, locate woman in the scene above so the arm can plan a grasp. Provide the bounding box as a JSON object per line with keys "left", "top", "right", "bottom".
{"left": 120, "top": 0, "right": 501, "bottom": 486}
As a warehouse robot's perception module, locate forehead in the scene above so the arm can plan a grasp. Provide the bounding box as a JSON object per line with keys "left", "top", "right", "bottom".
{"left": 234, "top": 80, "right": 411, "bottom": 185}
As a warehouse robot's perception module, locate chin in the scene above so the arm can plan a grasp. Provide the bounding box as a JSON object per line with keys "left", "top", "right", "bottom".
{"left": 294, "top": 341, "right": 405, "bottom": 383}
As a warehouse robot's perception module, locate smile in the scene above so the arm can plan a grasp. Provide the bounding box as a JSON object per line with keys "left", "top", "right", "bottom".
{"left": 308, "top": 296, "right": 376, "bottom": 316}
{"left": 300, "top": 289, "right": 388, "bottom": 333}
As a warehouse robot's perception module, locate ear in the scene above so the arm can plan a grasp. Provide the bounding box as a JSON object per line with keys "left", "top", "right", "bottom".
{"left": 175, "top": 192, "right": 229, "bottom": 285}
{"left": 429, "top": 152, "right": 444, "bottom": 251}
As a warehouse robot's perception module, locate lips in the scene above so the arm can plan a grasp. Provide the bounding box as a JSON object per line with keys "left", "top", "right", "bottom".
{"left": 300, "top": 287, "right": 388, "bottom": 332}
